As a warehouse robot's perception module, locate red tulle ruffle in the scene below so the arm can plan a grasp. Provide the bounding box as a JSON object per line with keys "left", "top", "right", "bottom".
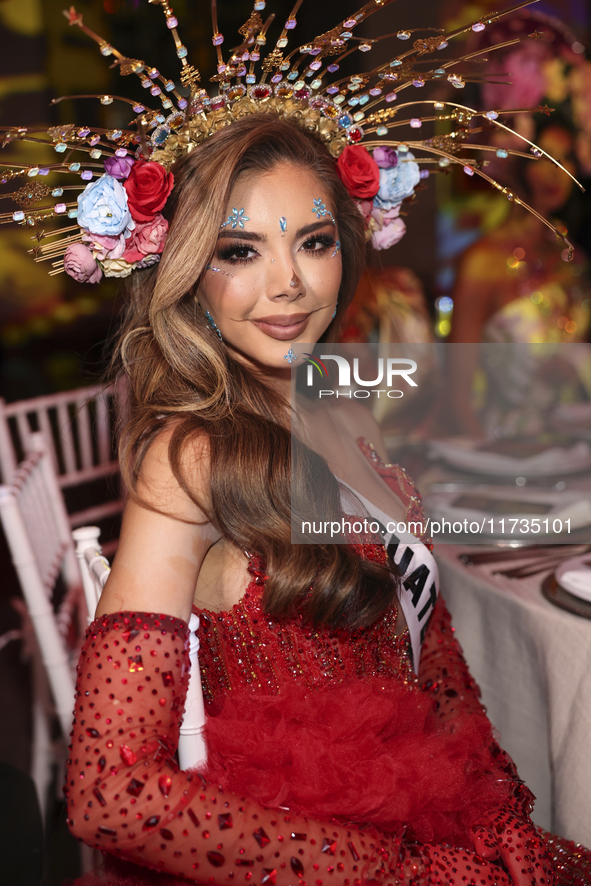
{"left": 203, "top": 679, "right": 512, "bottom": 847}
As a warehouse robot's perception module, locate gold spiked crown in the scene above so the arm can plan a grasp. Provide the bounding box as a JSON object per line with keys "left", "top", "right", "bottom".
{"left": 0, "top": 0, "right": 582, "bottom": 284}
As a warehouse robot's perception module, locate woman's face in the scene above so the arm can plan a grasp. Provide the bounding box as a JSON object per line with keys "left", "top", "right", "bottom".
{"left": 197, "top": 162, "right": 342, "bottom": 372}
{"left": 524, "top": 125, "right": 577, "bottom": 214}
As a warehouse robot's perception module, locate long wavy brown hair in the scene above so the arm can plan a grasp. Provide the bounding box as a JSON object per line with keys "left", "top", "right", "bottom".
{"left": 114, "top": 115, "right": 398, "bottom": 628}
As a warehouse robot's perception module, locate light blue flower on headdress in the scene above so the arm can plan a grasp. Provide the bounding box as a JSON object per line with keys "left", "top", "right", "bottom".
{"left": 373, "top": 150, "right": 421, "bottom": 210}
{"left": 77, "top": 174, "right": 131, "bottom": 236}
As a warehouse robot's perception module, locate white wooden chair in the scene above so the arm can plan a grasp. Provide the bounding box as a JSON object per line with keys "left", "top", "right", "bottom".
{"left": 0, "top": 382, "right": 126, "bottom": 544}
{"left": 72, "top": 526, "right": 207, "bottom": 770}
{"left": 0, "top": 433, "right": 87, "bottom": 818}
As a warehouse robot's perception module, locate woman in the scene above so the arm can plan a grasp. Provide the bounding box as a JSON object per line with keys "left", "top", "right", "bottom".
{"left": 63, "top": 114, "right": 590, "bottom": 886}
{"left": 447, "top": 121, "right": 591, "bottom": 437}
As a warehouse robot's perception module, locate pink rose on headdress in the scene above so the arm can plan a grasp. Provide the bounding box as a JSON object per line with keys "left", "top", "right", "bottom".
{"left": 373, "top": 146, "right": 398, "bottom": 169}
{"left": 63, "top": 242, "right": 103, "bottom": 283}
{"left": 82, "top": 230, "right": 126, "bottom": 261}
{"left": 336, "top": 146, "right": 380, "bottom": 200}
{"left": 357, "top": 200, "right": 374, "bottom": 221}
{"left": 122, "top": 214, "right": 168, "bottom": 263}
{"left": 370, "top": 204, "right": 406, "bottom": 250}
{"left": 104, "top": 155, "right": 135, "bottom": 180}
{"left": 124, "top": 158, "right": 174, "bottom": 222}
{"left": 371, "top": 217, "right": 406, "bottom": 250}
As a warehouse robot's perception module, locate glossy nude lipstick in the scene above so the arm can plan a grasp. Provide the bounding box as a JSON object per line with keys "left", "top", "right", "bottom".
{"left": 250, "top": 313, "right": 310, "bottom": 341}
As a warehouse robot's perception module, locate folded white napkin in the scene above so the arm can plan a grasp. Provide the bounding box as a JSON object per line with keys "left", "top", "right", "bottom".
{"left": 430, "top": 439, "right": 591, "bottom": 477}
{"left": 424, "top": 488, "right": 591, "bottom": 538}
{"left": 556, "top": 555, "right": 591, "bottom": 602}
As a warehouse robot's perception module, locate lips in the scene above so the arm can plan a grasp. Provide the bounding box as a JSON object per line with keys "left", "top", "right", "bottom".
{"left": 251, "top": 313, "right": 310, "bottom": 341}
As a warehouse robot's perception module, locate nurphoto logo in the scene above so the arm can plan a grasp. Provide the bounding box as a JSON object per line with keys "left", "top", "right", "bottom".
{"left": 305, "top": 354, "right": 418, "bottom": 399}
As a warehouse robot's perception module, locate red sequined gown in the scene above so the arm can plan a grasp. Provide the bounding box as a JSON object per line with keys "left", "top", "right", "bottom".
{"left": 66, "top": 447, "right": 591, "bottom": 886}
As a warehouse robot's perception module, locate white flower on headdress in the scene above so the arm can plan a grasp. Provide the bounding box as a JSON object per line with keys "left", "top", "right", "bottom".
{"left": 101, "top": 257, "right": 137, "bottom": 278}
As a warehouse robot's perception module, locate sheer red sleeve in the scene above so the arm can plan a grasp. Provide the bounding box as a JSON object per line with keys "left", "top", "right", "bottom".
{"left": 65, "top": 611, "right": 403, "bottom": 886}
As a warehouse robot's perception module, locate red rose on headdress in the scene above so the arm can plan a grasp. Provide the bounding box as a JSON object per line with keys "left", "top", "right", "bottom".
{"left": 336, "top": 146, "right": 380, "bottom": 200}
{"left": 123, "top": 159, "right": 174, "bottom": 222}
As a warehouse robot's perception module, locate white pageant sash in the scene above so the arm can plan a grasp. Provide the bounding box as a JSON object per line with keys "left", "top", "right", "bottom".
{"left": 340, "top": 481, "right": 440, "bottom": 671}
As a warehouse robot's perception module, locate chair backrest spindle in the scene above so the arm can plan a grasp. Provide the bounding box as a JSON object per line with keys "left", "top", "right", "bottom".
{"left": 0, "top": 434, "right": 82, "bottom": 739}
{"left": 0, "top": 383, "right": 126, "bottom": 541}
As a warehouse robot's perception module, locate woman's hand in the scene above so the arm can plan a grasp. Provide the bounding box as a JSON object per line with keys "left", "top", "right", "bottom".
{"left": 470, "top": 808, "right": 555, "bottom": 886}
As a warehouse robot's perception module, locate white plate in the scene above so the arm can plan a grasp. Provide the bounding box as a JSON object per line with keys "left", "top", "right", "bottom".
{"left": 555, "top": 555, "right": 591, "bottom": 602}
{"left": 424, "top": 486, "right": 591, "bottom": 539}
{"left": 429, "top": 438, "right": 591, "bottom": 478}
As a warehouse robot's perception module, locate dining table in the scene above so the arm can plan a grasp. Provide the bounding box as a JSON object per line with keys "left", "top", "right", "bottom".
{"left": 433, "top": 539, "right": 591, "bottom": 847}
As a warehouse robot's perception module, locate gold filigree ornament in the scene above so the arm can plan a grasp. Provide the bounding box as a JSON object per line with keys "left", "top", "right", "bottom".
{"left": 0, "top": 0, "right": 584, "bottom": 277}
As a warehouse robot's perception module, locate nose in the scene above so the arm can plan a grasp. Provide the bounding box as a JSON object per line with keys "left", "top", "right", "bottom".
{"left": 265, "top": 250, "right": 305, "bottom": 301}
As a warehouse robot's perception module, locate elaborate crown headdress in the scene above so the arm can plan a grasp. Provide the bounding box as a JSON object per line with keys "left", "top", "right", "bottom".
{"left": 0, "top": 0, "right": 583, "bottom": 284}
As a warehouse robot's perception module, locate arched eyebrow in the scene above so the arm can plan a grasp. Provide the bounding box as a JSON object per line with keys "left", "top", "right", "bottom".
{"left": 217, "top": 219, "right": 335, "bottom": 242}
{"left": 218, "top": 229, "right": 264, "bottom": 241}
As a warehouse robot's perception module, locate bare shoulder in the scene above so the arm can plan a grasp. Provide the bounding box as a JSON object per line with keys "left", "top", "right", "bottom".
{"left": 136, "top": 424, "right": 211, "bottom": 523}
{"left": 96, "top": 426, "right": 217, "bottom": 622}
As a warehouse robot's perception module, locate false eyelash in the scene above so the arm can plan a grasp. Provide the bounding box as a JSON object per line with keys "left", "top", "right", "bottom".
{"left": 218, "top": 243, "right": 259, "bottom": 264}
{"left": 217, "top": 233, "right": 336, "bottom": 266}
{"left": 302, "top": 234, "right": 335, "bottom": 252}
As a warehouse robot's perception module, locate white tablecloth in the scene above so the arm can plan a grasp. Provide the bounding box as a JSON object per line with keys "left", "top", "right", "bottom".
{"left": 435, "top": 544, "right": 591, "bottom": 846}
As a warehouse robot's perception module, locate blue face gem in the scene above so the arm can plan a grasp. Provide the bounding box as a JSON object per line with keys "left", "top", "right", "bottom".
{"left": 221, "top": 207, "right": 250, "bottom": 229}
{"left": 284, "top": 347, "right": 297, "bottom": 364}
{"left": 312, "top": 198, "right": 335, "bottom": 225}
{"left": 205, "top": 309, "right": 223, "bottom": 340}
{"left": 331, "top": 240, "right": 341, "bottom": 258}
{"left": 279, "top": 216, "right": 287, "bottom": 233}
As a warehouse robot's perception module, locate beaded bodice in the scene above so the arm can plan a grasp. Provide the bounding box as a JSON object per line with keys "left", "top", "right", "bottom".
{"left": 195, "top": 440, "right": 428, "bottom": 711}
{"left": 194, "top": 561, "right": 415, "bottom": 713}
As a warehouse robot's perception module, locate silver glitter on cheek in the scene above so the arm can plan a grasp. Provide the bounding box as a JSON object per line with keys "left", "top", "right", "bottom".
{"left": 206, "top": 263, "right": 234, "bottom": 277}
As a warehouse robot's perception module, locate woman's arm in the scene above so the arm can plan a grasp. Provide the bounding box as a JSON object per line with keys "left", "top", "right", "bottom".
{"left": 69, "top": 431, "right": 403, "bottom": 884}
{"left": 66, "top": 610, "right": 401, "bottom": 885}
{"left": 447, "top": 246, "right": 499, "bottom": 437}
{"left": 96, "top": 430, "right": 215, "bottom": 622}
